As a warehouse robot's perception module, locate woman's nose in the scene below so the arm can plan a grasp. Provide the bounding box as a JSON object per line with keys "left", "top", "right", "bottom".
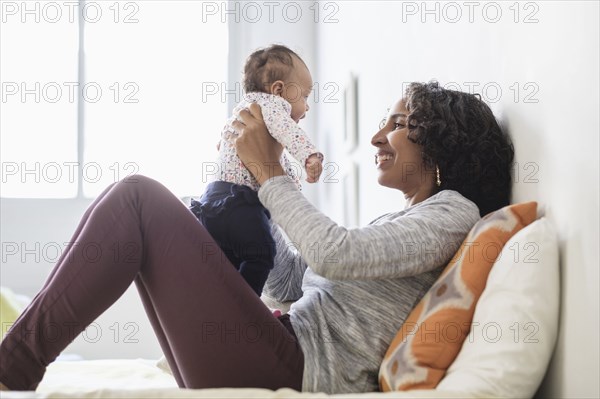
{"left": 371, "top": 128, "right": 387, "bottom": 146}
{"left": 305, "top": 102, "right": 310, "bottom": 112}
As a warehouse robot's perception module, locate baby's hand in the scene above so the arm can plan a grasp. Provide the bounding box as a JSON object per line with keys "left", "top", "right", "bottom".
{"left": 305, "top": 154, "right": 323, "bottom": 183}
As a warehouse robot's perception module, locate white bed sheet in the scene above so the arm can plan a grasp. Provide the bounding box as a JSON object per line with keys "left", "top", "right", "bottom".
{"left": 0, "top": 358, "right": 474, "bottom": 399}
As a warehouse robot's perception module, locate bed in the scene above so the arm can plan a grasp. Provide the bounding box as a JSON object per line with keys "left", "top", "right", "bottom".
{"left": 7, "top": 358, "right": 471, "bottom": 399}
{"left": 0, "top": 214, "right": 560, "bottom": 398}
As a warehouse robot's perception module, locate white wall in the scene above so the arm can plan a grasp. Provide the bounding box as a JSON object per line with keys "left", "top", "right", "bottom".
{"left": 313, "top": 1, "right": 599, "bottom": 398}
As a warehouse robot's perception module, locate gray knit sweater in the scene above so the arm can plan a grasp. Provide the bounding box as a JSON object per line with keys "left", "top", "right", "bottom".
{"left": 258, "top": 176, "right": 480, "bottom": 394}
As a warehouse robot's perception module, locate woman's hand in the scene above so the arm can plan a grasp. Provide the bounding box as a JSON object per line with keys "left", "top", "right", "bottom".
{"left": 232, "top": 103, "right": 285, "bottom": 186}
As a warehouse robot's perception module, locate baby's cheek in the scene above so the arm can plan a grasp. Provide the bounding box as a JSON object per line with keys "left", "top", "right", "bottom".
{"left": 290, "top": 105, "right": 302, "bottom": 120}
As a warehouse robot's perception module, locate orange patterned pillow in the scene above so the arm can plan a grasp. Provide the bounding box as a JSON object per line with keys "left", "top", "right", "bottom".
{"left": 379, "top": 201, "right": 538, "bottom": 392}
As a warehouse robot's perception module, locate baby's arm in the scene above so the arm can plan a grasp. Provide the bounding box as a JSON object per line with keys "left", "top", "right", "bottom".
{"left": 259, "top": 98, "right": 324, "bottom": 183}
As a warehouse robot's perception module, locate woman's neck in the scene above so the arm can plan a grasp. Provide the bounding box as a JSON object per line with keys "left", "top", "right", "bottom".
{"left": 404, "top": 185, "right": 436, "bottom": 208}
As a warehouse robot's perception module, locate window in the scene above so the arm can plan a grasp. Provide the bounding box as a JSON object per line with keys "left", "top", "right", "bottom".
{"left": 1, "top": 1, "right": 228, "bottom": 198}
{"left": 1, "top": 3, "right": 79, "bottom": 198}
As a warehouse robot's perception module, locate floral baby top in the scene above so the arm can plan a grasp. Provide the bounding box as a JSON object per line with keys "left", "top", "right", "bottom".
{"left": 215, "top": 92, "right": 322, "bottom": 191}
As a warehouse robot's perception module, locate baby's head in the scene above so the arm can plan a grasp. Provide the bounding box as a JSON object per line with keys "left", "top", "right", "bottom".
{"left": 243, "top": 44, "right": 313, "bottom": 123}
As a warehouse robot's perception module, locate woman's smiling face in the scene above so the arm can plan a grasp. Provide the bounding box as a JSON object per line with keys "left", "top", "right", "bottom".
{"left": 371, "top": 98, "right": 435, "bottom": 196}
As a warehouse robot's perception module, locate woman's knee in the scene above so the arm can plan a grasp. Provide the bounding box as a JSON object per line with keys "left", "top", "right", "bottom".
{"left": 119, "top": 174, "right": 166, "bottom": 192}
{"left": 111, "top": 174, "right": 170, "bottom": 203}
{"left": 120, "top": 174, "right": 154, "bottom": 186}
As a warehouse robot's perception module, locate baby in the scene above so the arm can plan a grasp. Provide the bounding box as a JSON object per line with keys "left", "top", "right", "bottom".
{"left": 189, "top": 44, "right": 324, "bottom": 296}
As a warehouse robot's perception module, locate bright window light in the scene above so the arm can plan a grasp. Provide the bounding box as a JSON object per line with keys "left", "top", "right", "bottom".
{"left": 1, "top": 1, "right": 228, "bottom": 199}
{"left": 83, "top": 1, "right": 229, "bottom": 198}
{"left": 1, "top": 7, "right": 78, "bottom": 198}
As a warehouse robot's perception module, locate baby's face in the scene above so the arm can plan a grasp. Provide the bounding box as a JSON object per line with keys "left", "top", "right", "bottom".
{"left": 282, "top": 60, "right": 313, "bottom": 123}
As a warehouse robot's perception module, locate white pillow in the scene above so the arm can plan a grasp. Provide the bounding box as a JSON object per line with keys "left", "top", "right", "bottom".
{"left": 437, "top": 217, "right": 559, "bottom": 398}
{"left": 156, "top": 355, "right": 172, "bottom": 375}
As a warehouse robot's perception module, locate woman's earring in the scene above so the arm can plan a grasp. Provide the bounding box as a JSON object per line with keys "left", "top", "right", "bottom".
{"left": 436, "top": 165, "right": 441, "bottom": 187}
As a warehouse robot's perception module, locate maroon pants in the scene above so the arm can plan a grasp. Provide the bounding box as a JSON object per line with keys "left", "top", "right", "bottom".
{"left": 0, "top": 175, "right": 304, "bottom": 391}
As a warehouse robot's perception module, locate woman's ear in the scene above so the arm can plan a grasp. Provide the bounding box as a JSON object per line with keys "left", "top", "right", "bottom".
{"left": 269, "top": 80, "right": 285, "bottom": 96}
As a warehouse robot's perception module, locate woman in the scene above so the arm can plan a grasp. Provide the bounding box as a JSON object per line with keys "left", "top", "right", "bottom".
{"left": 0, "top": 82, "right": 514, "bottom": 393}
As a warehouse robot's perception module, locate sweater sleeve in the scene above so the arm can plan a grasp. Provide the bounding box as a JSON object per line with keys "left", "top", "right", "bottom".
{"left": 258, "top": 176, "right": 480, "bottom": 281}
{"left": 262, "top": 222, "right": 308, "bottom": 303}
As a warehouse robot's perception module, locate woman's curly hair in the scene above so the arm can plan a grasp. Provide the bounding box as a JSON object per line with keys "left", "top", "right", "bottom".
{"left": 404, "top": 81, "right": 514, "bottom": 217}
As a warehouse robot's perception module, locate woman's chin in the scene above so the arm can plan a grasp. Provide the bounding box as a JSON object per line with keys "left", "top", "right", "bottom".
{"left": 376, "top": 175, "right": 393, "bottom": 189}
{"left": 377, "top": 174, "right": 404, "bottom": 191}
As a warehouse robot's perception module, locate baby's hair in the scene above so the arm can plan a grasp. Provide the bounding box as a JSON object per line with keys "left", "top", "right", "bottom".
{"left": 242, "top": 44, "right": 306, "bottom": 93}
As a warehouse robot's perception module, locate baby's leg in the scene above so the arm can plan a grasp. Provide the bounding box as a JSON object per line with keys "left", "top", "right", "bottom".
{"left": 223, "top": 204, "right": 276, "bottom": 296}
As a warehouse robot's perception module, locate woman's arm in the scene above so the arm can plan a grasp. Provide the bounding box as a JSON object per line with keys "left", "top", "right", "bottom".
{"left": 262, "top": 223, "right": 308, "bottom": 302}
{"left": 259, "top": 177, "right": 479, "bottom": 280}
{"left": 233, "top": 104, "right": 480, "bottom": 280}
